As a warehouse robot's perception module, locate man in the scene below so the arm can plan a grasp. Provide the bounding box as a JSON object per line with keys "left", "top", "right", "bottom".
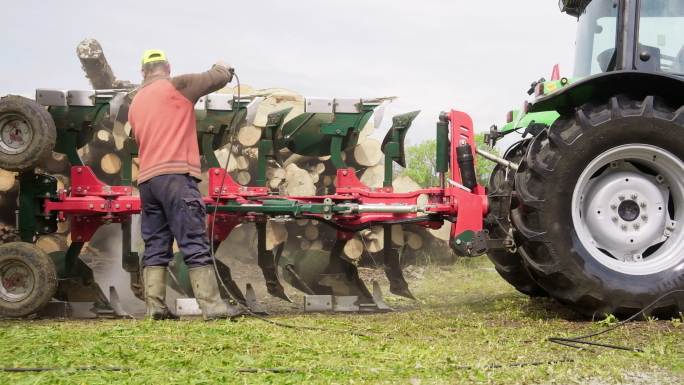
{"left": 128, "top": 49, "right": 233, "bottom": 320}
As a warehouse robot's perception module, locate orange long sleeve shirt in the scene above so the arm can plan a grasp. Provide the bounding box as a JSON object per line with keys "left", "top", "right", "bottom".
{"left": 128, "top": 65, "right": 231, "bottom": 183}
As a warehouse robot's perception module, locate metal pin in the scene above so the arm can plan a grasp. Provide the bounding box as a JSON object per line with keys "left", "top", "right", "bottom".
{"left": 476, "top": 148, "right": 519, "bottom": 171}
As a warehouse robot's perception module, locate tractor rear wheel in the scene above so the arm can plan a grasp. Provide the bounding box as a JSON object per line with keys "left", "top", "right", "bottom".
{"left": 485, "top": 140, "right": 547, "bottom": 297}
{"left": 0, "top": 95, "right": 56, "bottom": 172}
{"left": 513, "top": 95, "right": 684, "bottom": 318}
{"left": 0, "top": 242, "right": 57, "bottom": 317}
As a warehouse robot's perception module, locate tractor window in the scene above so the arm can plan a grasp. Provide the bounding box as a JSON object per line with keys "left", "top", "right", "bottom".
{"left": 638, "top": 0, "right": 684, "bottom": 74}
{"left": 574, "top": 0, "right": 619, "bottom": 78}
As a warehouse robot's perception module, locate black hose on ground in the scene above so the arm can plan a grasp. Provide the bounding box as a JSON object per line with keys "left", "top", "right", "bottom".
{"left": 548, "top": 289, "right": 684, "bottom": 352}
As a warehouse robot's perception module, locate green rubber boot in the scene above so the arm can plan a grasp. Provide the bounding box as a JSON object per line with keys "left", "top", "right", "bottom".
{"left": 189, "top": 265, "right": 230, "bottom": 321}
{"left": 143, "top": 266, "right": 179, "bottom": 320}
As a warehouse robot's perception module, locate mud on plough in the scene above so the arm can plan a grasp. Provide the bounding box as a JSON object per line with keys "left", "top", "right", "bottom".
{"left": 0, "top": 88, "right": 488, "bottom": 318}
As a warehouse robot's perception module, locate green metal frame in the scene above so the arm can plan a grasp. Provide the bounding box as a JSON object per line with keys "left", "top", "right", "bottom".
{"left": 17, "top": 172, "right": 57, "bottom": 242}
{"left": 255, "top": 108, "right": 291, "bottom": 186}
{"left": 50, "top": 97, "right": 111, "bottom": 165}
{"left": 17, "top": 96, "right": 414, "bottom": 302}
{"left": 436, "top": 113, "right": 450, "bottom": 175}
{"left": 208, "top": 199, "right": 336, "bottom": 216}
{"left": 381, "top": 111, "right": 420, "bottom": 187}
{"left": 280, "top": 104, "right": 376, "bottom": 170}
{"left": 18, "top": 95, "right": 104, "bottom": 250}
{"left": 196, "top": 100, "right": 251, "bottom": 168}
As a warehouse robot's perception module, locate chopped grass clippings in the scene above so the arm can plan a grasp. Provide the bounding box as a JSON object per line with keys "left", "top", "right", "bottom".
{"left": 0, "top": 257, "right": 681, "bottom": 384}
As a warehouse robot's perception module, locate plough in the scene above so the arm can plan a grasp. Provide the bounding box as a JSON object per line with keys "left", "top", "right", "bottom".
{"left": 0, "top": 88, "right": 488, "bottom": 317}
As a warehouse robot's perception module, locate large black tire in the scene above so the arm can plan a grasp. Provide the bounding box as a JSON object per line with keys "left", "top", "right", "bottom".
{"left": 485, "top": 140, "right": 547, "bottom": 297}
{"left": 513, "top": 94, "right": 684, "bottom": 318}
{"left": 0, "top": 95, "right": 56, "bottom": 172}
{"left": 0, "top": 242, "right": 57, "bottom": 317}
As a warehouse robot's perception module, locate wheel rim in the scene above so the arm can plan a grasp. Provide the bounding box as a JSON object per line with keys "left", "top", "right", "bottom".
{"left": 0, "top": 259, "right": 35, "bottom": 302}
{"left": 572, "top": 144, "right": 684, "bottom": 275}
{"left": 0, "top": 113, "right": 33, "bottom": 155}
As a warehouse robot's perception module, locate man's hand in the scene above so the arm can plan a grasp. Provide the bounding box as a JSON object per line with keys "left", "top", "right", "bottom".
{"left": 214, "top": 60, "right": 234, "bottom": 74}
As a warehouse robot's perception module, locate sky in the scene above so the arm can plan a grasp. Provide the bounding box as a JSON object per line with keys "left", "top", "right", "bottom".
{"left": 0, "top": 0, "right": 578, "bottom": 147}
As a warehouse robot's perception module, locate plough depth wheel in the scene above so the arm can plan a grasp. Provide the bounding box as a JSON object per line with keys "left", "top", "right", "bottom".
{"left": 0, "top": 242, "right": 57, "bottom": 317}
{"left": 0, "top": 96, "right": 56, "bottom": 172}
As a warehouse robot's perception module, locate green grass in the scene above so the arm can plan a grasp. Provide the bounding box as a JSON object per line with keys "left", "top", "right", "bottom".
{"left": 0, "top": 257, "right": 682, "bottom": 384}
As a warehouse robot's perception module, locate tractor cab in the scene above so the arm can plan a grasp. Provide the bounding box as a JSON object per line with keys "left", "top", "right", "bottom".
{"left": 567, "top": 0, "right": 684, "bottom": 78}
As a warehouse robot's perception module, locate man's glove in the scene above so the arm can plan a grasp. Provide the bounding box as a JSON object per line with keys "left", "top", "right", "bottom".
{"left": 214, "top": 61, "right": 235, "bottom": 78}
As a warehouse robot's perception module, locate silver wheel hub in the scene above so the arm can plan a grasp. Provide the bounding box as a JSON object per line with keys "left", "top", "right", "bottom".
{"left": 0, "top": 114, "right": 32, "bottom": 155}
{"left": 572, "top": 144, "right": 684, "bottom": 275}
{"left": 582, "top": 170, "right": 669, "bottom": 259}
{"left": 0, "top": 260, "right": 34, "bottom": 302}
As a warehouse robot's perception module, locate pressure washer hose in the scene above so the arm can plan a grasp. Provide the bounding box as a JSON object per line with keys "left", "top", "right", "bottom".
{"left": 201, "top": 73, "right": 373, "bottom": 336}
{"left": 209, "top": 70, "right": 242, "bottom": 303}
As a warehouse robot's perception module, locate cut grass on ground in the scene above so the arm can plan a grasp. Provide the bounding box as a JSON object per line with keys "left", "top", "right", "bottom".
{"left": 0, "top": 256, "right": 682, "bottom": 384}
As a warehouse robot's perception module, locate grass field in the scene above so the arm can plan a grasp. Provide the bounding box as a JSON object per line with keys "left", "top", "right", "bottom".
{"left": 0, "top": 257, "right": 682, "bottom": 384}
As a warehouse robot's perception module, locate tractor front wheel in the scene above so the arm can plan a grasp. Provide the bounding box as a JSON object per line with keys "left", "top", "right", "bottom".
{"left": 485, "top": 140, "right": 546, "bottom": 297}
{"left": 513, "top": 95, "right": 684, "bottom": 318}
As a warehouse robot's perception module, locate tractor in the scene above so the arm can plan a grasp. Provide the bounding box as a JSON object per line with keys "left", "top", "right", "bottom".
{"left": 486, "top": 0, "right": 684, "bottom": 317}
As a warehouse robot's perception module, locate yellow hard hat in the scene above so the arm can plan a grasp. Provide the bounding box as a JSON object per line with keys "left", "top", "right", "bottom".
{"left": 141, "top": 49, "right": 167, "bottom": 66}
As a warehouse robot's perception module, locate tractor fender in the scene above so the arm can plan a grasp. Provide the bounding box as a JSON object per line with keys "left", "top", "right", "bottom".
{"left": 529, "top": 71, "right": 684, "bottom": 114}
